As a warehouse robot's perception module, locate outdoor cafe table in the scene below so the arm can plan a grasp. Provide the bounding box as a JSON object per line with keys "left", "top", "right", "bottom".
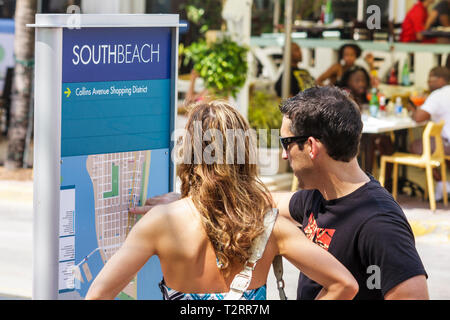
{"left": 361, "top": 115, "right": 427, "bottom": 197}
{"left": 362, "top": 115, "right": 426, "bottom": 134}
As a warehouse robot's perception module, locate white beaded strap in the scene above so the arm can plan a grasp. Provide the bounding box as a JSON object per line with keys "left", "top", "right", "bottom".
{"left": 224, "top": 208, "right": 279, "bottom": 300}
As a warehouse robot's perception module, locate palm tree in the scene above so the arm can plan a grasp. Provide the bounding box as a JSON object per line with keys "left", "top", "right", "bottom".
{"left": 5, "top": 0, "right": 37, "bottom": 169}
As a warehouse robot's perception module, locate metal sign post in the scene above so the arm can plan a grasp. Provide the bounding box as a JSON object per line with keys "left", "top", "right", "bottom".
{"left": 30, "top": 14, "right": 179, "bottom": 300}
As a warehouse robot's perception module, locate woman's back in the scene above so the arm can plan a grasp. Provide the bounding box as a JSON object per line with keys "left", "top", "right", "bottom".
{"left": 155, "top": 197, "right": 279, "bottom": 295}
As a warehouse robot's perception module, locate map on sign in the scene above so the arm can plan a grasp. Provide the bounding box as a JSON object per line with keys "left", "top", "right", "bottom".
{"left": 87, "top": 151, "right": 151, "bottom": 263}
{"left": 60, "top": 149, "right": 168, "bottom": 299}
{"left": 84, "top": 151, "right": 151, "bottom": 299}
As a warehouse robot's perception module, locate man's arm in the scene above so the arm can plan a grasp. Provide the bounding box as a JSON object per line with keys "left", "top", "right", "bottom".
{"left": 407, "top": 100, "right": 431, "bottom": 123}
{"left": 412, "top": 108, "right": 431, "bottom": 122}
{"left": 273, "top": 216, "right": 358, "bottom": 300}
{"left": 271, "top": 191, "right": 299, "bottom": 225}
{"left": 384, "top": 275, "right": 429, "bottom": 300}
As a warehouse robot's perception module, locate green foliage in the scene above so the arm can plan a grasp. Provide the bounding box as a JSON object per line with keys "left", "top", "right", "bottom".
{"left": 183, "top": 37, "right": 248, "bottom": 98}
{"left": 248, "top": 90, "right": 282, "bottom": 148}
{"left": 294, "top": 0, "right": 325, "bottom": 20}
{"left": 180, "top": 0, "right": 223, "bottom": 36}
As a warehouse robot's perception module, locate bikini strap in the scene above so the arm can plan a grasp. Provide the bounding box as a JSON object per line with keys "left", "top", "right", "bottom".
{"left": 224, "top": 208, "right": 278, "bottom": 300}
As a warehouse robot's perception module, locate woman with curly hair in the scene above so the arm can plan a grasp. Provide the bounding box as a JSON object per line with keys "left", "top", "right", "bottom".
{"left": 86, "top": 101, "right": 357, "bottom": 300}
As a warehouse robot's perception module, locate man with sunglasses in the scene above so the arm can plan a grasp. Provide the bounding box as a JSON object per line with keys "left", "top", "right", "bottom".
{"left": 274, "top": 86, "right": 428, "bottom": 300}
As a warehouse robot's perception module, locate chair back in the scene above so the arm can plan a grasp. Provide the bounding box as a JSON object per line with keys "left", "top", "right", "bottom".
{"left": 421, "top": 121, "right": 445, "bottom": 161}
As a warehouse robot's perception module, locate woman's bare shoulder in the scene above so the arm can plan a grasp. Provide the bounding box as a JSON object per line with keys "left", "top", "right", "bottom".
{"left": 142, "top": 198, "right": 202, "bottom": 232}
{"left": 142, "top": 198, "right": 196, "bottom": 222}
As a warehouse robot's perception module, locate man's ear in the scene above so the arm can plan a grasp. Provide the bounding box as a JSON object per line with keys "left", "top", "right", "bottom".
{"left": 307, "top": 137, "right": 320, "bottom": 160}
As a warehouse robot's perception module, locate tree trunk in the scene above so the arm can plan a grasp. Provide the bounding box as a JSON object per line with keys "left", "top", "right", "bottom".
{"left": 5, "top": 0, "right": 37, "bottom": 169}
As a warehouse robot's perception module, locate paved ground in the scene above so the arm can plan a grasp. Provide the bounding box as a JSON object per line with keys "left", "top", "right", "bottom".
{"left": 1, "top": 175, "right": 449, "bottom": 300}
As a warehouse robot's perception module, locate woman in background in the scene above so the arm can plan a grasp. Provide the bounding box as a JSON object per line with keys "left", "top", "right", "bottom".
{"left": 339, "top": 66, "right": 394, "bottom": 185}
{"left": 316, "top": 43, "right": 374, "bottom": 86}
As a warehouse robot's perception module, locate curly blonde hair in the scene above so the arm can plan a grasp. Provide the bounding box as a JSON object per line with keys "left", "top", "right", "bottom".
{"left": 176, "top": 101, "right": 273, "bottom": 276}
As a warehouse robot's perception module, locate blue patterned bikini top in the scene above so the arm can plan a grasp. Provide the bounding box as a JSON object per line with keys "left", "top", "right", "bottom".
{"left": 158, "top": 279, "right": 267, "bottom": 300}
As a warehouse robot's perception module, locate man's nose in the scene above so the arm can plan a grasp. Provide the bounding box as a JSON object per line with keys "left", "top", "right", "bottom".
{"left": 282, "top": 148, "right": 288, "bottom": 160}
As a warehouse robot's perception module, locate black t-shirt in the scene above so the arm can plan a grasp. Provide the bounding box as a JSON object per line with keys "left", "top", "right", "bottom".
{"left": 289, "top": 176, "right": 427, "bottom": 300}
{"left": 433, "top": 0, "right": 450, "bottom": 27}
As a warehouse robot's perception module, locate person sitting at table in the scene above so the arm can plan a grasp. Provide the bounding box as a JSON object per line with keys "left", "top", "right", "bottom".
{"left": 407, "top": 66, "right": 450, "bottom": 201}
{"left": 400, "top": 0, "right": 438, "bottom": 43}
{"left": 338, "top": 66, "right": 371, "bottom": 107}
{"left": 275, "top": 42, "right": 315, "bottom": 98}
{"left": 338, "top": 66, "right": 395, "bottom": 185}
{"left": 425, "top": 0, "right": 450, "bottom": 29}
{"left": 316, "top": 43, "right": 375, "bottom": 87}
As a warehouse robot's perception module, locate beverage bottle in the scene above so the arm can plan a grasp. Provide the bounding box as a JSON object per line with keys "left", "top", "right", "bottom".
{"left": 395, "top": 97, "right": 403, "bottom": 116}
{"left": 386, "top": 101, "right": 395, "bottom": 117}
{"left": 325, "top": 0, "right": 333, "bottom": 24}
{"left": 369, "top": 88, "right": 379, "bottom": 118}
{"left": 320, "top": 5, "right": 326, "bottom": 24}
{"left": 379, "top": 95, "right": 387, "bottom": 117}
{"left": 388, "top": 67, "right": 398, "bottom": 85}
{"left": 401, "top": 60, "right": 410, "bottom": 86}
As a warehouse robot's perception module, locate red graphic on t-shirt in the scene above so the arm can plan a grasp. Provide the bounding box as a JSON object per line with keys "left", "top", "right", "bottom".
{"left": 303, "top": 213, "right": 336, "bottom": 251}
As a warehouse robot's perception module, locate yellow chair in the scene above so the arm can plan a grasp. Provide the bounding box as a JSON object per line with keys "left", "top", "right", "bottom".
{"left": 379, "top": 121, "right": 448, "bottom": 211}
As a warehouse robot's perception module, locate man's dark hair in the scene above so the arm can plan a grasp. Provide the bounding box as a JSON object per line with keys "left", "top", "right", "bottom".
{"left": 338, "top": 43, "right": 362, "bottom": 61}
{"left": 430, "top": 66, "right": 450, "bottom": 83}
{"left": 279, "top": 86, "right": 363, "bottom": 162}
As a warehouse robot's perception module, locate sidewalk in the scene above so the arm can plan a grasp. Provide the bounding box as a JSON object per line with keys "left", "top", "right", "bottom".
{"left": 0, "top": 178, "right": 449, "bottom": 299}
{"left": 0, "top": 180, "right": 33, "bottom": 299}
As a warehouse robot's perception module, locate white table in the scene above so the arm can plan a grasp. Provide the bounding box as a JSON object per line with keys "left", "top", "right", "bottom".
{"left": 361, "top": 116, "right": 427, "bottom": 197}
{"left": 362, "top": 115, "right": 426, "bottom": 134}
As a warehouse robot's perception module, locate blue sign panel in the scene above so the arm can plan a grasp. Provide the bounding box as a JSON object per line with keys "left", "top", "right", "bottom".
{"left": 59, "top": 26, "right": 173, "bottom": 299}
{"left": 61, "top": 27, "right": 172, "bottom": 157}
{"left": 63, "top": 27, "right": 171, "bottom": 83}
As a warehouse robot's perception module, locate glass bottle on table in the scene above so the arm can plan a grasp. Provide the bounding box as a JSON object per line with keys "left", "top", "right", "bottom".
{"left": 325, "top": 0, "right": 333, "bottom": 24}
{"left": 395, "top": 96, "right": 403, "bottom": 117}
{"left": 401, "top": 60, "right": 410, "bottom": 87}
{"left": 388, "top": 67, "right": 398, "bottom": 85}
{"left": 369, "top": 87, "right": 379, "bottom": 118}
{"left": 386, "top": 100, "right": 395, "bottom": 117}
{"left": 379, "top": 95, "right": 387, "bottom": 118}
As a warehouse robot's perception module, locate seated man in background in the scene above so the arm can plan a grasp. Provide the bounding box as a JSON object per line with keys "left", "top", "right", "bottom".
{"left": 275, "top": 42, "right": 315, "bottom": 98}
{"left": 408, "top": 66, "right": 450, "bottom": 200}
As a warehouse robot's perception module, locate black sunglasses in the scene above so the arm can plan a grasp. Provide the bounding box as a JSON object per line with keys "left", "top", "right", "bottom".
{"left": 279, "top": 136, "right": 321, "bottom": 150}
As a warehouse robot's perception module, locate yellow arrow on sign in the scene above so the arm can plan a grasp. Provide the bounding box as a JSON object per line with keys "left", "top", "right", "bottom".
{"left": 64, "top": 87, "right": 71, "bottom": 98}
